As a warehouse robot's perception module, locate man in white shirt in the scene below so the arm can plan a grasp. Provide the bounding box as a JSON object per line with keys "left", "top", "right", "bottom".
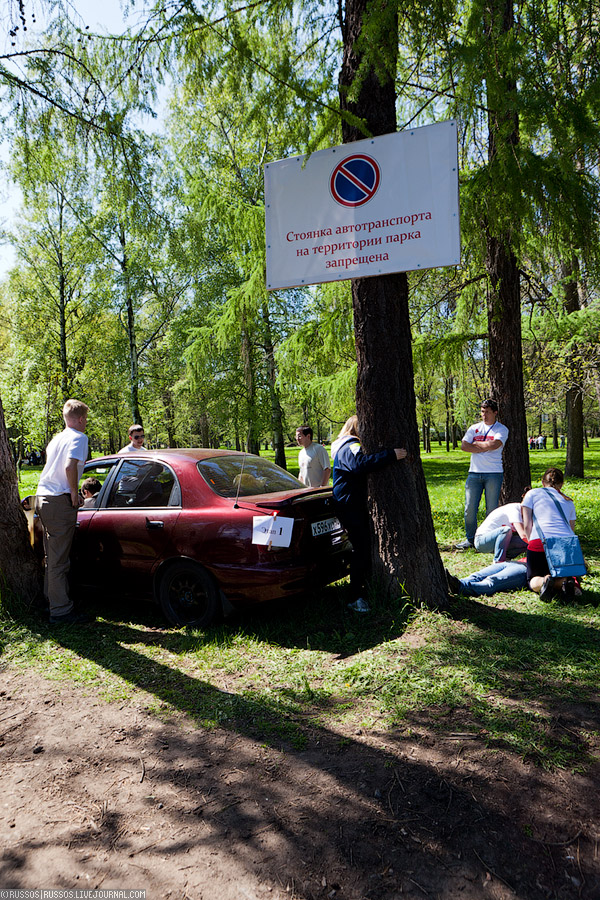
{"left": 456, "top": 399, "right": 509, "bottom": 549}
{"left": 35, "top": 399, "right": 91, "bottom": 624}
{"left": 474, "top": 500, "right": 528, "bottom": 562}
{"left": 119, "top": 424, "right": 146, "bottom": 453}
{"left": 296, "top": 426, "right": 331, "bottom": 488}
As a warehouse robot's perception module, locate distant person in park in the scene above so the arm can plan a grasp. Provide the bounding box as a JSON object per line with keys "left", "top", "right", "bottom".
{"left": 295, "top": 425, "right": 331, "bottom": 487}
{"left": 522, "top": 468, "right": 578, "bottom": 603}
{"left": 456, "top": 399, "right": 509, "bottom": 549}
{"left": 331, "top": 415, "right": 407, "bottom": 613}
{"left": 119, "top": 424, "right": 146, "bottom": 453}
{"left": 80, "top": 477, "right": 102, "bottom": 508}
{"left": 35, "top": 399, "right": 93, "bottom": 625}
{"left": 445, "top": 559, "right": 527, "bottom": 597}
{"left": 473, "top": 492, "right": 529, "bottom": 562}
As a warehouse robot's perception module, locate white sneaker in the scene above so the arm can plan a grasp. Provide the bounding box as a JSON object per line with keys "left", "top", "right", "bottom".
{"left": 348, "top": 598, "right": 370, "bottom": 613}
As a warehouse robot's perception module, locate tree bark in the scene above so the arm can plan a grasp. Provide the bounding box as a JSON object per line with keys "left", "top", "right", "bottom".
{"left": 240, "top": 325, "right": 260, "bottom": 455}
{"left": 0, "top": 393, "right": 41, "bottom": 605}
{"left": 340, "top": 0, "right": 448, "bottom": 607}
{"left": 485, "top": 236, "right": 530, "bottom": 499}
{"left": 563, "top": 260, "right": 584, "bottom": 477}
{"left": 484, "top": 0, "right": 530, "bottom": 502}
{"left": 261, "top": 301, "right": 287, "bottom": 469}
{"left": 119, "top": 225, "right": 143, "bottom": 427}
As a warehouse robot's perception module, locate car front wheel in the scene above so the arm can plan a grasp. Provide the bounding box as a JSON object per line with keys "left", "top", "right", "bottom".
{"left": 158, "top": 561, "right": 220, "bottom": 628}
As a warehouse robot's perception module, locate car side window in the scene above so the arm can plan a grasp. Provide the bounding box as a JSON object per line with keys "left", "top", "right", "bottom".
{"left": 79, "top": 461, "right": 119, "bottom": 509}
{"left": 107, "top": 459, "right": 177, "bottom": 508}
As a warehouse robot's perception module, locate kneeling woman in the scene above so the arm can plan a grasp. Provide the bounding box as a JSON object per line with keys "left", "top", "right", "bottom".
{"left": 521, "top": 467, "right": 577, "bottom": 602}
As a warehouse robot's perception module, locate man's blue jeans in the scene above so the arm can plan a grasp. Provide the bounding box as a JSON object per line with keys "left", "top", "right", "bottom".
{"left": 474, "top": 525, "right": 527, "bottom": 563}
{"left": 459, "top": 562, "right": 527, "bottom": 596}
{"left": 464, "top": 472, "right": 504, "bottom": 544}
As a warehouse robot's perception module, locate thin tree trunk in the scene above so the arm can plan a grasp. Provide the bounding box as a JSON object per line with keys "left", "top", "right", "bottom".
{"left": 563, "top": 260, "right": 584, "bottom": 477}
{"left": 340, "top": 0, "right": 447, "bottom": 607}
{"left": 119, "top": 225, "right": 142, "bottom": 426}
{"left": 240, "top": 326, "right": 260, "bottom": 455}
{"left": 261, "top": 301, "right": 287, "bottom": 469}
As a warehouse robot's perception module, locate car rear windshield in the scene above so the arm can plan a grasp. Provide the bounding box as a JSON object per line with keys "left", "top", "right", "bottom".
{"left": 198, "top": 455, "right": 304, "bottom": 498}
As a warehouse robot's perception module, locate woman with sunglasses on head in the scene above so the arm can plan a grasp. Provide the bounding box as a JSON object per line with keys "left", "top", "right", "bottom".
{"left": 521, "top": 467, "right": 579, "bottom": 602}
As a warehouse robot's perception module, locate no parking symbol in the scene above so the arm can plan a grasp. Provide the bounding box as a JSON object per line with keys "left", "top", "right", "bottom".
{"left": 330, "top": 154, "right": 381, "bottom": 207}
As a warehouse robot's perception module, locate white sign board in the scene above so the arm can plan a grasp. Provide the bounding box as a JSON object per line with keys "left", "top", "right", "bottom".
{"left": 252, "top": 515, "right": 294, "bottom": 548}
{"left": 265, "top": 121, "right": 460, "bottom": 290}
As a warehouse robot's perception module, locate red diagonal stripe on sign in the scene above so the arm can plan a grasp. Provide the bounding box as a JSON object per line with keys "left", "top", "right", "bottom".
{"left": 339, "top": 162, "right": 373, "bottom": 195}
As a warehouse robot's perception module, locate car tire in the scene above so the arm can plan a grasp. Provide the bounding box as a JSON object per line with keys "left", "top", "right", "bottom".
{"left": 158, "top": 561, "right": 220, "bottom": 628}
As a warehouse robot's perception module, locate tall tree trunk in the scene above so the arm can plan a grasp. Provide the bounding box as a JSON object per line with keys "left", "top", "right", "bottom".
{"left": 261, "top": 301, "right": 287, "bottom": 469}
{"left": 445, "top": 376, "right": 456, "bottom": 452}
{"left": 484, "top": 0, "right": 530, "bottom": 502}
{"left": 485, "top": 237, "right": 530, "bottom": 499}
{"left": 119, "top": 226, "right": 142, "bottom": 426}
{"left": 340, "top": 0, "right": 447, "bottom": 607}
{"left": 199, "top": 411, "right": 210, "bottom": 448}
{"left": 0, "top": 393, "right": 41, "bottom": 605}
{"left": 551, "top": 414, "right": 558, "bottom": 449}
{"left": 563, "top": 260, "right": 584, "bottom": 477}
{"left": 240, "top": 325, "right": 260, "bottom": 455}
{"left": 58, "top": 267, "right": 69, "bottom": 401}
{"left": 57, "top": 195, "right": 69, "bottom": 402}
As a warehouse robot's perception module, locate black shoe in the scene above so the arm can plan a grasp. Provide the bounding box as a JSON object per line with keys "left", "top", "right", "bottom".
{"left": 539, "top": 577, "right": 556, "bottom": 603}
{"left": 560, "top": 578, "right": 575, "bottom": 604}
{"left": 49, "top": 609, "right": 94, "bottom": 625}
{"left": 445, "top": 569, "right": 463, "bottom": 595}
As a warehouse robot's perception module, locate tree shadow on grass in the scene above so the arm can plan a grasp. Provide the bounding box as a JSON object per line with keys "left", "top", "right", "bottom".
{"left": 400, "top": 594, "right": 600, "bottom": 764}
{"left": 9, "top": 611, "right": 596, "bottom": 899}
{"left": 70, "top": 578, "right": 415, "bottom": 659}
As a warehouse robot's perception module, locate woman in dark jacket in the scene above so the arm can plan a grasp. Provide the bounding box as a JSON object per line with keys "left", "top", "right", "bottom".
{"left": 331, "top": 415, "right": 407, "bottom": 612}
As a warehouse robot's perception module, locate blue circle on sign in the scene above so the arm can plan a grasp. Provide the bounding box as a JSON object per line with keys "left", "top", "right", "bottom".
{"left": 330, "top": 154, "right": 381, "bottom": 207}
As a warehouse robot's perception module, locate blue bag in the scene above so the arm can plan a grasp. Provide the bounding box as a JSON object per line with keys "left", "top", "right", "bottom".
{"left": 541, "top": 534, "right": 586, "bottom": 578}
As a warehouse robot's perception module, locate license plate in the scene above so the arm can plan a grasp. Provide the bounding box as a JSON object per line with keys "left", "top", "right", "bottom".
{"left": 311, "top": 517, "right": 341, "bottom": 537}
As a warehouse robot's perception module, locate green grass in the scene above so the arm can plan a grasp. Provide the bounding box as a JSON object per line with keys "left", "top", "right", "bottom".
{"left": 4, "top": 441, "right": 600, "bottom": 770}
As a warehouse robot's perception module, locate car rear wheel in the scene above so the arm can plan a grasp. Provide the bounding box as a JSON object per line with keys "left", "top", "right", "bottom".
{"left": 158, "top": 561, "right": 220, "bottom": 628}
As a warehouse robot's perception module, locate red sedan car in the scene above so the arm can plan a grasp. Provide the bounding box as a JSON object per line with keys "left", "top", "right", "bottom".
{"left": 70, "top": 449, "right": 350, "bottom": 627}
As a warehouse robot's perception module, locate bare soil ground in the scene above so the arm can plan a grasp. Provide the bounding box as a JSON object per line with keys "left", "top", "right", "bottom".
{"left": 1, "top": 665, "right": 599, "bottom": 900}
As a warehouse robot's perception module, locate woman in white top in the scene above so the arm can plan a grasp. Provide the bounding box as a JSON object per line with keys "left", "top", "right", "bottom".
{"left": 521, "top": 467, "right": 577, "bottom": 602}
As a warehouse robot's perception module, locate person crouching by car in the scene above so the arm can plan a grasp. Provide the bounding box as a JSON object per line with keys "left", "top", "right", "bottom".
{"left": 331, "top": 415, "right": 407, "bottom": 613}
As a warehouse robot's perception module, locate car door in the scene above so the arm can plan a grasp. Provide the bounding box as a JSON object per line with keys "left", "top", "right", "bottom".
{"left": 75, "top": 457, "right": 181, "bottom": 594}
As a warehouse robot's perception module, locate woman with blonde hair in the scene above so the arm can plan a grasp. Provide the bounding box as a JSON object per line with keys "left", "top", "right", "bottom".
{"left": 331, "top": 416, "right": 407, "bottom": 612}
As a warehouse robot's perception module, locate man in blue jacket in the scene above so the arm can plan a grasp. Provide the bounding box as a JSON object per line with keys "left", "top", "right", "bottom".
{"left": 331, "top": 415, "right": 407, "bottom": 612}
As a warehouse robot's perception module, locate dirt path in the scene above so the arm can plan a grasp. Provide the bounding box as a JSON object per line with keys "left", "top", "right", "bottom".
{"left": 1, "top": 665, "right": 599, "bottom": 899}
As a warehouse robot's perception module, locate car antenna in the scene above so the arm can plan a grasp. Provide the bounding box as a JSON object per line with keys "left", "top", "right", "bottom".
{"left": 233, "top": 452, "right": 247, "bottom": 508}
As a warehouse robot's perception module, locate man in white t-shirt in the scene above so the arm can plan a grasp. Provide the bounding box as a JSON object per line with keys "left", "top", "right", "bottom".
{"left": 35, "top": 399, "right": 92, "bottom": 625}
{"left": 296, "top": 426, "right": 331, "bottom": 488}
{"left": 474, "top": 500, "right": 528, "bottom": 562}
{"left": 118, "top": 424, "right": 146, "bottom": 453}
{"left": 456, "top": 399, "right": 509, "bottom": 549}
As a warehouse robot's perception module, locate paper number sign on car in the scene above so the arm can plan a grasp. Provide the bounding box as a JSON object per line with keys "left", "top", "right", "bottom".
{"left": 252, "top": 515, "right": 294, "bottom": 548}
